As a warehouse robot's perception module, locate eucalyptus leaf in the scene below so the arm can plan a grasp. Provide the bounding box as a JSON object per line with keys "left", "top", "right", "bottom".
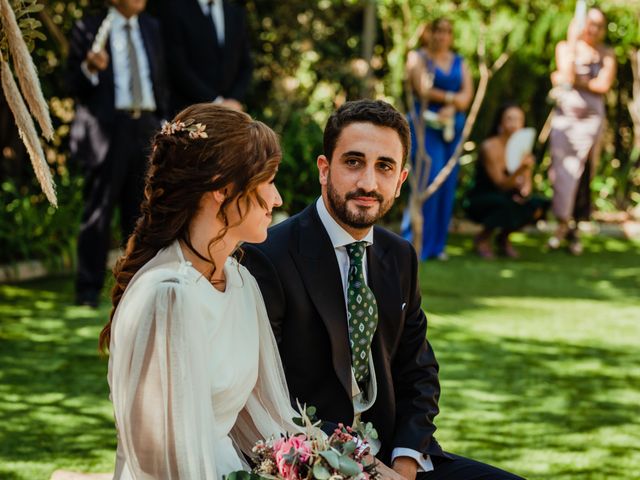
{"left": 313, "top": 463, "right": 332, "bottom": 480}
{"left": 319, "top": 450, "right": 340, "bottom": 469}
{"left": 338, "top": 456, "right": 362, "bottom": 477}
{"left": 342, "top": 441, "right": 357, "bottom": 455}
{"left": 224, "top": 471, "right": 252, "bottom": 480}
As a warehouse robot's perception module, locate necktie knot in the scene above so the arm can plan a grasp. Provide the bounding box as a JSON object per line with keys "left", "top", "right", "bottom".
{"left": 346, "top": 241, "right": 367, "bottom": 266}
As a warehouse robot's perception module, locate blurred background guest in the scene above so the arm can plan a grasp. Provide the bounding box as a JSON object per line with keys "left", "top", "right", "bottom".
{"left": 158, "top": 0, "right": 253, "bottom": 114}
{"left": 548, "top": 7, "right": 616, "bottom": 255}
{"left": 401, "top": 18, "right": 474, "bottom": 261}
{"left": 464, "top": 104, "right": 550, "bottom": 259}
{"left": 66, "top": 0, "right": 168, "bottom": 307}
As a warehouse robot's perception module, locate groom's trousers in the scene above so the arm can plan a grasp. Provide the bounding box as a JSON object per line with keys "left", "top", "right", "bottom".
{"left": 421, "top": 453, "right": 525, "bottom": 480}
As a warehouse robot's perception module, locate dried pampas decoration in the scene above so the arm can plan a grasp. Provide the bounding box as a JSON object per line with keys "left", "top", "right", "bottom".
{"left": 1, "top": 59, "right": 57, "bottom": 206}
{"left": 0, "top": 0, "right": 53, "bottom": 140}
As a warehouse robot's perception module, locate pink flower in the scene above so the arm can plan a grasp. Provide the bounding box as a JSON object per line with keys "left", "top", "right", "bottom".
{"left": 272, "top": 435, "right": 312, "bottom": 479}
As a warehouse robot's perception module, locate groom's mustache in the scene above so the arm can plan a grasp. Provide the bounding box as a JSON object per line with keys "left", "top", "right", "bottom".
{"left": 345, "top": 189, "right": 383, "bottom": 203}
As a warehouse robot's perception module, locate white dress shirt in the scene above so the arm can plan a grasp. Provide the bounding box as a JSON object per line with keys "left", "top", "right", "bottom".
{"left": 315, "top": 197, "right": 434, "bottom": 472}
{"left": 82, "top": 8, "right": 156, "bottom": 111}
{"left": 109, "top": 9, "right": 156, "bottom": 110}
{"left": 198, "top": 0, "right": 225, "bottom": 45}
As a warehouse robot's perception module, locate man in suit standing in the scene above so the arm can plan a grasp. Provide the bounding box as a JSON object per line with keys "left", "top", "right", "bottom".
{"left": 244, "top": 100, "right": 524, "bottom": 480}
{"left": 67, "top": 0, "right": 168, "bottom": 307}
{"left": 157, "top": 0, "right": 253, "bottom": 114}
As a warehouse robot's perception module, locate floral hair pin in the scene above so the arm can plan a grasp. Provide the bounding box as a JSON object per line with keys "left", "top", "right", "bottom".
{"left": 160, "top": 119, "right": 208, "bottom": 139}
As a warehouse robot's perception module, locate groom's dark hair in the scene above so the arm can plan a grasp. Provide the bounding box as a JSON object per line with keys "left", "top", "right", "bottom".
{"left": 323, "top": 99, "right": 410, "bottom": 166}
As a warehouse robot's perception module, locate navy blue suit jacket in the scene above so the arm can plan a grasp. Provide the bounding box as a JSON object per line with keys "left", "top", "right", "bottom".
{"left": 66, "top": 11, "right": 169, "bottom": 168}
{"left": 243, "top": 204, "right": 445, "bottom": 464}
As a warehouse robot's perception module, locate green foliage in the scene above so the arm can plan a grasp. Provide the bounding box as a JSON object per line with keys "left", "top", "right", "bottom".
{"left": 0, "top": 171, "right": 82, "bottom": 264}
{"left": 224, "top": 471, "right": 269, "bottom": 480}
{"left": 276, "top": 110, "right": 323, "bottom": 215}
{"left": 0, "top": 0, "right": 45, "bottom": 55}
{"left": 378, "top": 0, "right": 640, "bottom": 211}
{"left": 2, "top": 0, "right": 639, "bottom": 264}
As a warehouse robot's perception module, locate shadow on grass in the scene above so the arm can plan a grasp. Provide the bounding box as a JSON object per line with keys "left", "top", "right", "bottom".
{"left": 432, "top": 320, "right": 640, "bottom": 479}
{"left": 421, "top": 233, "right": 640, "bottom": 315}
{"left": 1, "top": 233, "right": 639, "bottom": 479}
{"left": 0, "top": 275, "right": 115, "bottom": 477}
{"left": 416, "top": 233, "right": 640, "bottom": 478}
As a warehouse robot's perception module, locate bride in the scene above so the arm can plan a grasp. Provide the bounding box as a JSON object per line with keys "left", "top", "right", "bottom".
{"left": 100, "top": 104, "right": 301, "bottom": 479}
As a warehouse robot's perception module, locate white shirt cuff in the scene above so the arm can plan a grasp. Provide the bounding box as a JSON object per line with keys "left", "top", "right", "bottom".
{"left": 391, "top": 448, "right": 434, "bottom": 472}
{"left": 80, "top": 61, "right": 99, "bottom": 86}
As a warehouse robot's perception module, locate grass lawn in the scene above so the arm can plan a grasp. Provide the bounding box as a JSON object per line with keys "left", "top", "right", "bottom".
{"left": 0, "top": 232, "right": 638, "bottom": 479}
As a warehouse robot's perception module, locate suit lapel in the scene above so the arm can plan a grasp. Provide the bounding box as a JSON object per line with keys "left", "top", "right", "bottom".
{"left": 100, "top": 13, "right": 115, "bottom": 108}
{"left": 138, "top": 16, "right": 156, "bottom": 90}
{"left": 290, "top": 205, "right": 352, "bottom": 399}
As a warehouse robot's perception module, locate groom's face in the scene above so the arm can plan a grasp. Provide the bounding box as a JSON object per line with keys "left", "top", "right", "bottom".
{"left": 318, "top": 122, "right": 408, "bottom": 235}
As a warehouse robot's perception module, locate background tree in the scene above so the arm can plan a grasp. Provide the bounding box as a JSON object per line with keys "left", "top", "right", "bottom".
{"left": 1, "top": 0, "right": 638, "bottom": 265}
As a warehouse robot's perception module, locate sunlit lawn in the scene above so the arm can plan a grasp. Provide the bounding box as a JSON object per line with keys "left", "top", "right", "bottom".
{"left": 423, "top": 233, "right": 640, "bottom": 480}
{"left": 0, "top": 233, "right": 638, "bottom": 479}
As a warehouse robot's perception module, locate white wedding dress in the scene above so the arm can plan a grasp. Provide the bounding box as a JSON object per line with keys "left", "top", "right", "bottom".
{"left": 108, "top": 241, "right": 300, "bottom": 479}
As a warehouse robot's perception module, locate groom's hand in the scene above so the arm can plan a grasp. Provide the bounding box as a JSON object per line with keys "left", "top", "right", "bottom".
{"left": 392, "top": 456, "right": 418, "bottom": 480}
{"left": 371, "top": 457, "right": 409, "bottom": 480}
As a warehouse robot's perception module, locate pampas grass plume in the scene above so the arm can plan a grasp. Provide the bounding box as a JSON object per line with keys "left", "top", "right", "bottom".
{"left": 1, "top": 59, "right": 57, "bottom": 207}
{"left": 0, "top": 0, "right": 54, "bottom": 140}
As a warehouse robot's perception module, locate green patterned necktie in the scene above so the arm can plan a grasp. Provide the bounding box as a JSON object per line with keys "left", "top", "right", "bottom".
{"left": 346, "top": 241, "right": 378, "bottom": 387}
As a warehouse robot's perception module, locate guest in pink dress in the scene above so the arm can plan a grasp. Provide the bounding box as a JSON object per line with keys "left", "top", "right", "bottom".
{"left": 548, "top": 7, "right": 616, "bottom": 255}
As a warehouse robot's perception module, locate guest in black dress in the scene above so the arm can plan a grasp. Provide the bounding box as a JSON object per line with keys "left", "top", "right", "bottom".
{"left": 464, "top": 104, "right": 550, "bottom": 258}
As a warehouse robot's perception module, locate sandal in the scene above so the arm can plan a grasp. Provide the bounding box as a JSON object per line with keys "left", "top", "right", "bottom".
{"left": 568, "top": 239, "right": 583, "bottom": 256}
{"left": 497, "top": 239, "right": 519, "bottom": 258}
{"left": 473, "top": 233, "right": 495, "bottom": 259}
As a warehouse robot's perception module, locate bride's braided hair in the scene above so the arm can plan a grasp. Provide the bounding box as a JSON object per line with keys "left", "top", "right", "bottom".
{"left": 100, "top": 103, "right": 281, "bottom": 354}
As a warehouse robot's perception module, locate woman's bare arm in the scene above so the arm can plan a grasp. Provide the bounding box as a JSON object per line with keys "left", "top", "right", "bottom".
{"left": 581, "top": 48, "right": 617, "bottom": 94}
{"left": 453, "top": 61, "right": 474, "bottom": 111}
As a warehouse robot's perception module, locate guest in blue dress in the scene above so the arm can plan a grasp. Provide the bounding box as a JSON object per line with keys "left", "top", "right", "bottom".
{"left": 402, "top": 18, "right": 474, "bottom": 260}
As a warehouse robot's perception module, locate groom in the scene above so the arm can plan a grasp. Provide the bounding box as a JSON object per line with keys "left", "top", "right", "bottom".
{"left": 244, "top": 100, "right": 523, "bottom": 480}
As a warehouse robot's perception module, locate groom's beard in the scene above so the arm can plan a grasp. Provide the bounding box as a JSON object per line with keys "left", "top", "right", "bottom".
{"left": 326, "top": 175, "right": 394, "bottom": 229}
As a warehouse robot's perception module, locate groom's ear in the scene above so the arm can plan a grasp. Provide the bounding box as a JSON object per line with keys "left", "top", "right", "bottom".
{"left": 395, "top": 167, "right": 409, "bottom": 198}
{"left": 317, "top": 155, "right": 330, "bottom": 186}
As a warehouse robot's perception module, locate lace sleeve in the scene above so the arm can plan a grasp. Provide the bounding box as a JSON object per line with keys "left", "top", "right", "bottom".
{"left": 109, "top": 272, "right": 219, "bottom": 479}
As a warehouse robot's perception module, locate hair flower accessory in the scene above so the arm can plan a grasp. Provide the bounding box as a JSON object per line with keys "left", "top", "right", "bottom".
{"left": 160, "top": 119, "right": 208, "bottom": 139}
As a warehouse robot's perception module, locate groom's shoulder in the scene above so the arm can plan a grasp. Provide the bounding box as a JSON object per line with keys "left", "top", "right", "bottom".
{"left": 243, "top": 206, "right": 309, "bottom": 270}
{"left": 373, "top": 224, "right": 415, "bottom": 255}
{"left": 256, "top": 205, "right": 314, "bottom": 252}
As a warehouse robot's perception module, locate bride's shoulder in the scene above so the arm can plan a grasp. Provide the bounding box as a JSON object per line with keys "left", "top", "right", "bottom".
{"left": 227, "top": 256, "right": 260, "bottom": 290}
{"left": 124, "top": 264, "right": 193, "bottom": 303}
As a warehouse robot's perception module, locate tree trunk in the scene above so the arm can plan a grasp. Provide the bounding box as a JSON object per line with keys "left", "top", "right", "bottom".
{"left": 361, "top": 0, "right": 376, "bottom": 98}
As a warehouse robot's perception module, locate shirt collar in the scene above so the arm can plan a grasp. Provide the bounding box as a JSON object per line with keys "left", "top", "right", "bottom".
{"left": 110, "top": 6, "right": 139, "bottom": 30}
{"left": 315, "top": 197, "right": 374, "bottom": 249}
{"left": 198, "top": 0, "right": 222, "bottom": 10}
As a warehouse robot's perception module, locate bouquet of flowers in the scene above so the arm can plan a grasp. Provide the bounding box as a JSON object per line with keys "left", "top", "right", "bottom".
{"left": 226, "top": 406, "right": 379, "bottom": 480}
